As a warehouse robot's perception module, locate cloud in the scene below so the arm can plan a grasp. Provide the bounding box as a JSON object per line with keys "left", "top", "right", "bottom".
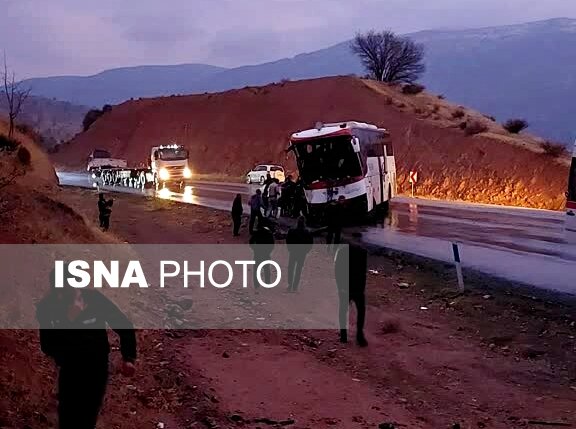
{"left": 1, "top": 0, "right": 576, "bottom": 78}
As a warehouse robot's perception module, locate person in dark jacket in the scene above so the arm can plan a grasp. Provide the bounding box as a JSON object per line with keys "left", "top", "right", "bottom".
{"left": 262, "top": 173, "right": 273, "bottom": 215}
{"left": 334, "top": 236, "right": 368, "bottom": 347}
{"left": 280, "top": 175, "right": 296, "bottom": 217}
{"left": 286, "top": 216, "right": 313, "bottom": 292}
{"left": 231, "top": 193, "right": 243, "bottom": 236}
{"left": 249, "top": 219, "right": 275, "bottom": 292}
{"left": 98, "top": 193, "right": 113, "bottom": 231}
{"left": 249, "top": 189, "right": 264, "bottom": 234}
{"left": 326, "top": 195, "right": 346, "bottom": 251}
{"left": 293, "top": 178, "right": 308, "bottom": 218}
{"left": 36, "top": 279, "right": 136, "bottom": 429}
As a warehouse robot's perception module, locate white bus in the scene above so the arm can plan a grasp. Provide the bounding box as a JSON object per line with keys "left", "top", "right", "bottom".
{"left": 289, "top": 121, "right": 397, "bottom": 219}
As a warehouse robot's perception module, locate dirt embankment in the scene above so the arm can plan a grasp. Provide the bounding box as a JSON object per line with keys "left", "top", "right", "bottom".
{"left": 0, "top": 119, "right": 108, "bottom": 428}
{"left": 54, "top": 76, "right": 569, "bottom": 210}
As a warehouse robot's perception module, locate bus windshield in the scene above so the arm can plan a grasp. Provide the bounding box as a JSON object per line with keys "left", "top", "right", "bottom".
{"left": 293, "top": 136, "right": 363, "bottom": 184}
{"left": 158, "top": 147, "right": 189, "bottom": 161}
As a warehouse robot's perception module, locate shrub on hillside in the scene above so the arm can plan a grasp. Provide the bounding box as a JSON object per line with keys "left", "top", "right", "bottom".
{"left": 17, "top": 146, "right": 31, "bottom": 166}
{"left": 452, "top": 109, "right": 465, "bottom": 119}
{"left": 540, "top": 141, "right": 568, "bottom": 158}
{"left": 437, "top": 94, "right": 445, "bottom": 100}
{"left": 463, "top": 121, "right": 488, "bottom": 136}
{"left": 402, "top": 83, "right": 425, "bottom": 95}
{"left": 0, "top": 135, "right": 19, "bottom": 152}
{"left": 503, "top": 118, "right": 529, "bottom": 134}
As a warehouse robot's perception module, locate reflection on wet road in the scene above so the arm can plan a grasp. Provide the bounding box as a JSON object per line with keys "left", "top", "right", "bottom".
{"left": 57, "top": 172, "right": 575, "bottom": 294}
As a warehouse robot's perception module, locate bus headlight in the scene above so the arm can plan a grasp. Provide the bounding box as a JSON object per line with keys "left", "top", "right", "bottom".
{"left": 159, "top": 167, "right": 170, "bottom": 181}
{"left": 183, "top": 167, "right": 192, "bottom": 179}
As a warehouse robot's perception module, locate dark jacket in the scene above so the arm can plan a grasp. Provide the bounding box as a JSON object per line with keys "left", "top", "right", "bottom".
{"left": 334, "top": 243, "right": 367, "bottom": 296}
{"left": 249, "top": 228, "right": 275, "bottom": 258}
{"left": 286, "top": 227, "right": 313, "bottom": 255}
{"left": 232, "top": 197, "right": 243, "bottom": 217}
{"left": 36, "top": 290, "right": 136, "bottom": 366}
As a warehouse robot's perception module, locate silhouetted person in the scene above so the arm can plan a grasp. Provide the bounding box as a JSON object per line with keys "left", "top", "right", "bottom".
{"left": 334, "top": 236, "right": 368, "bottom": 347}
{"left": 249, "top": 219, "right": 275, "bottom": 292}
{"left": 268, "top": 178, "right": 280, "bottom": 218}
{"left": 286, "top": 216, "right": 313, "bottom": 292}
{"left": 281, "top": 175, "right": 296, "bottom": 217}
{"left": 98, "top": 193, "right": 113, "bottom": 231}
{"left": 262, "top": 173, "right": 273, "bottom": 215}
{"left": 231, "top": 193, "right": 243, "bottom": 236}
{"left": 293, "top": 178, "right": 308, "bottom": 218}
{"left": 249, "top": 189, "right": 264, "bottom": 234}
{"left": 326, "top": 195, "right": 346, "bottom": 251}
{"left": 36, "top": 276, "right": 136, "bottom": 429}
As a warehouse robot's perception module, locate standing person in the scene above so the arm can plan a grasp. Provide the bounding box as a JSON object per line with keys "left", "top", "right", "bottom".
{"left": 231, "top": 193, "right": 243, "bottom": 237}
{"left": 262, "top": 173, "right": 273, "bottom": 216}
{"left": 36, "top": 276, "right": 137, "bottom": 429}
{"left": 249, "top": 189, "right": 264, "bottom": 234}
{"left": 334, "top": 235, "right": 368, "bottom": 347}
{"left": 326, "top": 195, "right": 346, "bottom": 251}
{"left": 281, "top": 176, "right": 296, "bottom": 217}
{"left": 267, "top": 179, "right": 280, "bottom": 218}
{"left": 98, "top": 193, "right": 113, "bottom": 231}
{"left": 249, "top": 219, "right": 275, "bottom": 292}
{"left": 286, "top": 216, "right": 313, "bottom": 292}
{"left": 293, "top": 178, "right": 308, "bottom": 218}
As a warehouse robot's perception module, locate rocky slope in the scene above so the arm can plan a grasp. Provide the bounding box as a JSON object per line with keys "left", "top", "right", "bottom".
{"left": 55, "top": 76, "right": 568, "bottom": 210}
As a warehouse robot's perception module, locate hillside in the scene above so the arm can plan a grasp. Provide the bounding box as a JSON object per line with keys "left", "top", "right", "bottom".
{"left": 22, "top": 18, "right": 576, "bottom": 143}
{"left": 0, "top": 95, "right": 89, "bottom": 148}
{"left": 0, "top": 119, "right": 98, "bottom": 243}
{"left": 54, "top": 76, "right": 568, "bottom": 210}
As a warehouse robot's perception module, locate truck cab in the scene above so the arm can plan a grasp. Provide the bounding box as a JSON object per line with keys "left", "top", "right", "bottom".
{"left": 150, "top": 144, "right": 192, "bottom": 189}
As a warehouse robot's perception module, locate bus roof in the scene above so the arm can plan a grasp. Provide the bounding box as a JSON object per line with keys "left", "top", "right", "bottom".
{"left": 290, "top": 121, "right": 388, "bottom": 142}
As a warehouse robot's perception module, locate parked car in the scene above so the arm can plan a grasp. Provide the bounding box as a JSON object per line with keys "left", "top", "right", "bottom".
{"left": 246, "top": 164, "right": 285, "bottom": 184}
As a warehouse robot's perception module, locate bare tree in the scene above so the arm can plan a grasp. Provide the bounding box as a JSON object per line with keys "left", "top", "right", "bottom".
{"left": 351, "top": 30, "right": 425, "bottom": 84}
{"left": 2, "top": 53, "right": 30, "bottom": 139}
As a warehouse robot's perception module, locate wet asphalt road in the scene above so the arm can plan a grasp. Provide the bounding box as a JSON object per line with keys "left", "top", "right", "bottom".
{"left": 57, "top": 171, "right": 575, "bottom": 294}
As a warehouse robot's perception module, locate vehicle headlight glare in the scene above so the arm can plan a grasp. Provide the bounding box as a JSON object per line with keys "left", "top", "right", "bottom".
{"left": 183, "top": 167, "right": 192, "bottom": 179}
{"left": 159, "top": 167, "right": 170, "bottom": 181}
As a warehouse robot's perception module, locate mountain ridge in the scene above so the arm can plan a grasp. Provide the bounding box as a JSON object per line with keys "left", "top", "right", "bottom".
{"left": 21, "top": 17, "right": 576, "bottom": 142}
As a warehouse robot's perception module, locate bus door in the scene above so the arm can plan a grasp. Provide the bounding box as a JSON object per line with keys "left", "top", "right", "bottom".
{"left": 566, "top": 141, "right": 576, "bottom": 241}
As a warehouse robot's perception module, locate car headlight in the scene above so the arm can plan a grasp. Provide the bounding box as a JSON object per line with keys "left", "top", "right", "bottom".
{"left": 159, "top": 167, "right": 170, "bottom": 181}
{"left": 183, "top": 167, "right": 192, "bottom": 179}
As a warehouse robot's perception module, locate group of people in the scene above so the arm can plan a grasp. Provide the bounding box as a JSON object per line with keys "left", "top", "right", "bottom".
{"left": 42, "top": 184, "right": 364, "bottom": 429}
{"left": 234, "top": 185, "right": 367, "bottom": 347}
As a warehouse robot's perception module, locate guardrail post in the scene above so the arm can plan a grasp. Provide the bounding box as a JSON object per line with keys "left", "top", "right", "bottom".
{"left": 452, "top": 242, "right": 465, "bottom": 292}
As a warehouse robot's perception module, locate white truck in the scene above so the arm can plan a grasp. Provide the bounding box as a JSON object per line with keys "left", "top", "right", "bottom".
{"left": 89, "top": 144, "right": 192, "bottom": 190}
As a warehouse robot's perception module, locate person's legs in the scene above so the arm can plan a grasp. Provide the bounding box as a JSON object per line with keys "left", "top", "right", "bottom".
{"left": 353, "top": 293, "right": 368, "bottom": 347}
{"left": 291, "top": 255, "right": 305, "bottom": 292}
{"left": 58, "top": 361, "right": 108, "bottom": 429}
{"left": 233, "top": 215, "right": 241, "bottom": 236}
{"left": 337, "top": 287, "right": 349, "bottom": 343}
{"left": 102, "top": 215, "right": 110, "bottom": 231}
{"left": 249, "top": 211, "right": 256, "bottom": 234}
{"left": 334, "top": 227, "right": 342, "bottom": 245}
{"left": 287, "top": 253, "right": 296, "bottom": 291}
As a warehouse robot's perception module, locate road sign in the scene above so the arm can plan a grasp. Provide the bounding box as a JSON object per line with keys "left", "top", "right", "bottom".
{"left": 409, "top": 171, "right": 418, "bottom": 197}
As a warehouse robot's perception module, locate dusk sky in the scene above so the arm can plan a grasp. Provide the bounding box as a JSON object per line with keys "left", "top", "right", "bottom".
{"left": 2, "top": 0, "right": 576, "bottom": 78}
